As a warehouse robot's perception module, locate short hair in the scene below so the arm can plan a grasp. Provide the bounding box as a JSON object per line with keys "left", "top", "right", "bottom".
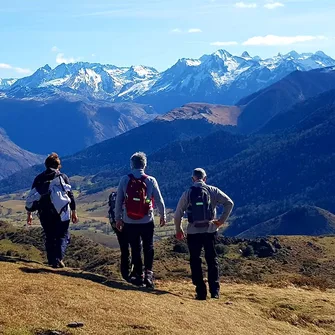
{"left": 131, "top": 152, "right": 147, "bottom": 169}
{"left": 193, "top": 168, "right": 207, "bottom": 180}
{"left": 45, "top": 153, "right": 61, "bottom": 169}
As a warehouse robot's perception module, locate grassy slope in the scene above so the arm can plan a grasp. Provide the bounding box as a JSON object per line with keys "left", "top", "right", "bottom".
{"left": 1, "top": 261, "right": 335, "bottom": 335}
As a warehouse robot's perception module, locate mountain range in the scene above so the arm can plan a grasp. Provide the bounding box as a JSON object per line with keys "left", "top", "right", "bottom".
{"left": 1, "top": 50, "right": 335, "bottom": 113}
{"left": 0, "top": 99, "right": 157, "bottom": 155}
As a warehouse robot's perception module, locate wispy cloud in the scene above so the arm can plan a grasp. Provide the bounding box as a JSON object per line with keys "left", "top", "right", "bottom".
{"left": 243, "top": 34, "right": 327, "bottom": 46}
{"left": 170, "top": 28, "right": 182, "bottom": 34}
{"left": 188, "top": 28, "right": 202, "bottom": 33}
{"left": 235, "top": 2, "right": 257, "bottom": 8}
{"left": 0, "top": 63, "right": 32, "bottom": 75}
{"left": 171, "top": 28, "right": 202, "bottom": 34}
{"left": 210, "top": 41, "right": 239, "bottom": 46}
{"left": 264, "top": 2, "right": 284, "bottom": 9}
{"left": 51, "top": 46, "right": 60, "bottom": 52}
{"left": 56, "top": 53, "right": 79, "bottom": 64}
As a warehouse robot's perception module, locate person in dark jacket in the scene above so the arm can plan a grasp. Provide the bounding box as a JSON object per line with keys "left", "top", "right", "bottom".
{"left": 174, "top": 168, "right": 234, "bottom": 300}
{"left": 27, "top": 153, "right": 78, "bottom": 268}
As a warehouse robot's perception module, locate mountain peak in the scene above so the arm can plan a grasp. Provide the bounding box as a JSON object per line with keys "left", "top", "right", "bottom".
{"left": 241, "top": 51, "right": 251, "bottom": 59}
{"left": 285, "top": 50, "right": 300, "bottom": 59}
{"left": 315, "top": 50, "right": 328, "bottom": 58}
{"left": 40, "top": 64, "right": 52, "bottom": 72}
{"left": 213, "top": 49, "right": 233, "bottom": 59}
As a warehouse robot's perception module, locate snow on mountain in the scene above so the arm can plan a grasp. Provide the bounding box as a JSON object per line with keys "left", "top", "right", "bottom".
{"left": 1, "top": 50, "right": 335, "bottom": 113}
{"left": 0, "top": 78, "right": 17, "bottom": 90}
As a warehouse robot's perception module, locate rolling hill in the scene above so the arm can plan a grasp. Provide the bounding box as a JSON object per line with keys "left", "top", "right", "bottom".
{"left": 237, "top": 67, "right": 335, "bottom": 133}
{"left": 0, "top": 129, "right": 43, "bottom": 180}
{"left": 238, "top": 206, "right": 335, "bottom": 238}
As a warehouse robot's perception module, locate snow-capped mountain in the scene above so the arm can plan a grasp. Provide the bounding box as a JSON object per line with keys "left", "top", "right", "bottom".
{"left": 0, "top": 78, "right": 17, "bottom": 90}
{"left": 2, "top": 50, "right": 335, "bottom": 112}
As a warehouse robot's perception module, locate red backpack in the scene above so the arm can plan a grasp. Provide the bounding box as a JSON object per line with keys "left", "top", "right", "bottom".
{"left": 125, "top": 174, "right": 151, "bottom": 220}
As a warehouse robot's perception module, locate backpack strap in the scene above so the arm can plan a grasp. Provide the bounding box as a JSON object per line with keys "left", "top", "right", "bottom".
{"left": 128, "top": 173, "right": 148, "bottom": 182}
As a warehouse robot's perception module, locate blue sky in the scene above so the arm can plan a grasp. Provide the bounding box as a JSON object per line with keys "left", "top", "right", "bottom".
{"left": 1, "top": 0, "right": 335, "bottom": 78}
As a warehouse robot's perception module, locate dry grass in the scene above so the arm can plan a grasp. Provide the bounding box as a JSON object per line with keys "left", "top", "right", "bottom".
{"left": 1, "top": 261, "right": 335, "bottom": 335}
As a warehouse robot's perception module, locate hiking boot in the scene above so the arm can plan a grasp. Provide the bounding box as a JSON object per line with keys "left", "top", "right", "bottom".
{"left": 52, "top": 260, "right": 66, "bottom": 269}
{"left": 130, "top": 273, "right": 144, "bottom": 287}
{"left": 144, "top": 270, "right": 155, "bottom": 289}
{"left": 211, "top": 293, "right": 220, "bottom": 299}
{"left": 195, "top": 294, "right": 207, "bottom": 301}
{"left": 57, "top": 260, "right": 66, "bottom": 268}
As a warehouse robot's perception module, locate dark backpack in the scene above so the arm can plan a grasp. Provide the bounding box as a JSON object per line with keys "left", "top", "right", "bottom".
{"left": 108, "top": 192, "right": 117, "bottom": 225}
{"left": 125, "top": 174, "right": 150, "bottom": 220}
{"left": 29, "top": 175, "right": 58, "bottom": 214}
{"left": 187, "top": 186, "right": 214, "bottom": 224}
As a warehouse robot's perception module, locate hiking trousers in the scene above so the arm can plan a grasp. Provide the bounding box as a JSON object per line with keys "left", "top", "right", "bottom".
{"left": 124, "top": 222, "right": 154, "bottom": 276}
{"left": 40, "top": 217, "right": 70, "bottom": 265}
{"left": 113, "top": 227, "right": 131, "bottom": 280}
{"left": 187, "top": 232, "right": 220, "bottom": 296}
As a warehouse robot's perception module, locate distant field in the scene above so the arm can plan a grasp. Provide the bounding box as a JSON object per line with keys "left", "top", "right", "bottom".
{"left": 0, "top": 189, "right": 177, "bottom": 244}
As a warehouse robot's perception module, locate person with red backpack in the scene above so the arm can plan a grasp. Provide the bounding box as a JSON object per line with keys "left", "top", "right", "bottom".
{"left": 115, "top": 152, "right": 166, "bottom": 289}
{"left": 174, "top": 168, "right": 234, "bottom": 300}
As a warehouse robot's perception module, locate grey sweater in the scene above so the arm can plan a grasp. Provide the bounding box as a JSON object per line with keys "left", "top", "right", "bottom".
{"left": 174, "top": 181, "right": 234, "bottom": 234}
{"left": 115, "top": 169, "right": 166, "bottom": 224}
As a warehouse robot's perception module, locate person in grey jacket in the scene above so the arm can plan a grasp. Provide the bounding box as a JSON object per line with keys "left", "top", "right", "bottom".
{"left": 115, "top": 152, "right": 166, "bottom": 288}
{"left": 174, "top": 168, "right": 234, "bottom": 300}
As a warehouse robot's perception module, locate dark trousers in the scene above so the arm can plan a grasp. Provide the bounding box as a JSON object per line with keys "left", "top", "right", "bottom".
{"left": 114, "top": 228, "right": 131, "bottom": 280}
{"left": 124, "top": 222, "right": 154, "bottom": 276}
{"left": 40, "top": 218, "right": 70, "bottom": 265}
{"left": 187, "top": 232, "right": 220, "bottom": 296}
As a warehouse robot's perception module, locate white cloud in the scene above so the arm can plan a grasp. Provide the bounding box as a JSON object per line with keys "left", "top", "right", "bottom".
{"left": 0, "top": 63, "right": 12, "bottom": 70}
{"left": 0, "top": 63, "right": 32, "bottom": 75}
{"left": 243, "top": 34, "right": 327, "bottom": 46}
{"left": 188, "top": 28, "right": 202, "bottom": 33}
{"left": 235, "top": 2, "right": 257, "bottom": 8}
{"left": 170, "top": 28, "right": 182, "bottom": 34}
{"left": 210, "top": 41, "right": 238, "bottom": 46}
{"left": 51, "top": 46, "right": 60, "bottom": 52}
{"left": 56, "top": 53, "right": 78, "bottom": 64}
{"left": 264, "top": 2, "right": 284, "bottom": 9}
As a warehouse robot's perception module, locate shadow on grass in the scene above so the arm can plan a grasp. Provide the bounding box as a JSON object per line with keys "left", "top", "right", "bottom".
{"left": 19, "top": 266, "right": 172, "bottom": 296}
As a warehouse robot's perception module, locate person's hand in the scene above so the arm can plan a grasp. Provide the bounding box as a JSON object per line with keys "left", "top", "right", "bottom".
{"left": 116, "top": 220, "right": 124, "bottom": 232}
{"left": 27, "top": 212, "right": 33, "bottom": 226}
{"left": 176, "top": 228, "right": 185, "bottom": 241}
{"left": 71, "top": 211, "right": 79, "bottom": 224}
{"left": 160, "top": 217, "right": 166, "bottom": 227}
{"left": 213, "top": 220, "right": 224, "bottom": 228}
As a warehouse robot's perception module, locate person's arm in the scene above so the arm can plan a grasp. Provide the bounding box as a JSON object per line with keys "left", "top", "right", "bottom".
{"left": 151, "top": 178, "right": 166, "bottom": 226}
{"left": 27, "top": 176, "right": 38, "bottom": 225}
{"left": 215, "top": 188, "right": 234, "bottom": 225}
{"left": 174, "top": 191, "right": 188, "bottom": 238}
{"left": 115, "top": 177, "right": 126, "bottom": 230}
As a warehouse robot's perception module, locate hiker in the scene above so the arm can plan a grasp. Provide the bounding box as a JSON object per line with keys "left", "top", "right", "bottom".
{"left": 115, "top": 152, "right": 166, "bottom": 288}
{"left": 26, "top": 153, "right": 78, "bottom": 268}
{"left": 174, "top": 168, "right": 234, "bottom": 300}
{"left": 108, "top": 191, "right": 132, "bottom": 281}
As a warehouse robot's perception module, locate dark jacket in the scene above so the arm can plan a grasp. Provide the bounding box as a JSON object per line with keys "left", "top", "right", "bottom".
{"left": 31, "top": 168, "right": 76, "bottom": 219}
